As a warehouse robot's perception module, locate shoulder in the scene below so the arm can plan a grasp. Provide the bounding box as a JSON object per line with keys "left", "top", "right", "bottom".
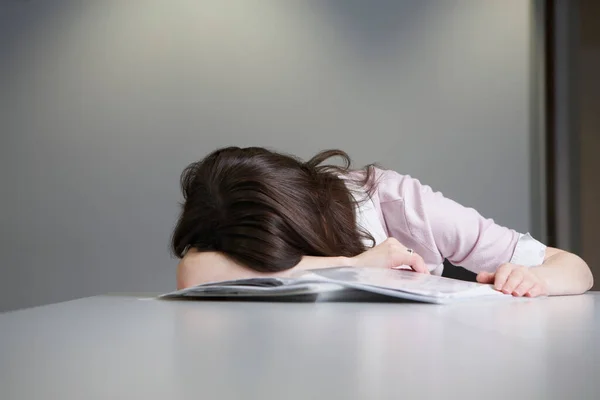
{"left": 342, "top": 167, "right": 431, "bottom": 206}
{"left": 369, "top": 167, "right": 429, "bottom": 204}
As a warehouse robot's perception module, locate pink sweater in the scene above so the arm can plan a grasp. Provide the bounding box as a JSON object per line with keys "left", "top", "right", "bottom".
{"left": 353, "top": 169, "right": 547, "bottom": 275}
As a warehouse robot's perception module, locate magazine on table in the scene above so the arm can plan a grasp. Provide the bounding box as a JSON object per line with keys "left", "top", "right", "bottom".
{"left": 160, "top": 266, "right": 510, "bottom": 304}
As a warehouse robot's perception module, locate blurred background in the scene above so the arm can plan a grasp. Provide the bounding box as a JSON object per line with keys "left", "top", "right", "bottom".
{"left": 0, "top": 0, "right": 597, "bottom": 312}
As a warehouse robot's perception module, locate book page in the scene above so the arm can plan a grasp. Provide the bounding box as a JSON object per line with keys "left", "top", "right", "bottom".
{"left": 301, "top": 267, "right": 503, "bottom": 298}
{"left": 159, "top": 280, "right": 344, "bottom": 298}
{"left": 159, "top": 266, "right": 506, "bottom": 302}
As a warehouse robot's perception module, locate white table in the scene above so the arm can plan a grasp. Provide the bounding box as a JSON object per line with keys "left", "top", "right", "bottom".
{"left": 1, "top": 293, "right": 599, "bottom": 400}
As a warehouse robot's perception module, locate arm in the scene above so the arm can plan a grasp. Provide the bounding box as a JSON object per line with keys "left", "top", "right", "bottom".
{"left": 177, "top": 238, "right": 427, "bottom": 289}
{"left": 177, "top": 249, "right": 352, "bottom": 289}
{"left": 530, "top": 247, "right": 592, "bottom": 295}
{"left": 476, "top": 247, "right": 593, "bottom": 297}
{"left": 375, "top": 169, "right": 593, "bottom": 296}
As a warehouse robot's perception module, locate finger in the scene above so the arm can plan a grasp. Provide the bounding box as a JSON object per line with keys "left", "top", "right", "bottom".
{"left": 511, "top": 278, "right": 536, "bottom": 297}
{"left": 388, "top": 243, "right": 429, "bottom": 274}
{"left": 394, "top": 252, "right": 427, "bottom": 274}
{"left": 493, "top": 264, "right": 514, "bottom": 291}
{"left": 525, "top": 284, "right": 545, "bottom": 298}
{"left": 408, "top": 253, "right": 429, "bottom": 274}
{"left": 501, "top": 269, "right": 525, "bottom": 294}
{"left": 476, "top": 271, "right": 495, "bottom": 284}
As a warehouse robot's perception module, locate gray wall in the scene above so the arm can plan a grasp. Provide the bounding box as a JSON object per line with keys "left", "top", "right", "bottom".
{"left": 0, "top": 0, "right": 537, "bottom": 311}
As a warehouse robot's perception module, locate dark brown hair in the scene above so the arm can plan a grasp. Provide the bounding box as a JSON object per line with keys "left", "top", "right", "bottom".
{"left": 171, "top": 147, "right": 376, "bottom": 272}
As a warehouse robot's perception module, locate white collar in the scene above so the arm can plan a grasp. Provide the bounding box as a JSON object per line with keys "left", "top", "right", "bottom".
{"left": 355, "top": 194, "right": 388, "bottom": 247}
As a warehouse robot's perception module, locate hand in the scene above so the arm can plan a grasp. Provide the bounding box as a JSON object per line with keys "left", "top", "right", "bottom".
{"left": 476, "top": 264, "right": 548, "bottom": 297}
{"left": 351, "top": 238, "right": 430, "bottom": 274}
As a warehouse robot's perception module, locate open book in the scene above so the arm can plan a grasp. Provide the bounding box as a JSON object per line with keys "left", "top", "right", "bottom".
{"left": 160, "top": 267, "right": 510, "bottom": 304}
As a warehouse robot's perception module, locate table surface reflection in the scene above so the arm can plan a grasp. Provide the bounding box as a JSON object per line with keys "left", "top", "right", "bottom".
{"left": 1, "top": 293, "right": 599, "bottom": 400}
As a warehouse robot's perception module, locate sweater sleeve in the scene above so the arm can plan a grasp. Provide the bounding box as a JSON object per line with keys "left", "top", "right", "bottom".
{"left": 375, "top": 169, "right": 546, "bottom": 273}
